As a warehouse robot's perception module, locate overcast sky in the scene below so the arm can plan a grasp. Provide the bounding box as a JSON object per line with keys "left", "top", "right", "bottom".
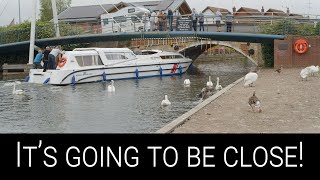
{"left": 0, "top": 0, "right": 319, "bottom": 26}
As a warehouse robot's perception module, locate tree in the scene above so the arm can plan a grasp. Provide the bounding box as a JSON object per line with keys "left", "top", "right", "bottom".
{"left": 40, "top": 0, "right": 72, "bottom": 22}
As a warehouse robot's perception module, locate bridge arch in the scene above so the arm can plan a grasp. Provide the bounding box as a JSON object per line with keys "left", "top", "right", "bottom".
{"left": 178, "top": 41, "right": 258, "bottom": 65}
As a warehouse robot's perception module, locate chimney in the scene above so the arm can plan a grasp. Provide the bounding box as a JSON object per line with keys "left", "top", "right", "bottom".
{"left": 286, "top": 7, "right": 290, "bottom": 14}
{"left": 261, "top": 6, "right": 264, "bottom": 13}
{"left": 233, "top": 6, "right": 236, "bottom": 13}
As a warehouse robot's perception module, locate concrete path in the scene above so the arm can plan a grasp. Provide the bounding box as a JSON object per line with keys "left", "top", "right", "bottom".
{"left": 173, "top": 68, "right": 320, "bottom": 133}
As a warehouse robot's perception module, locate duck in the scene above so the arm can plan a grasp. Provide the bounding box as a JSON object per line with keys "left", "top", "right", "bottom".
{"left": 199, "top": 87, "right": 214, "bottom": 100}
{"left": 206, "top": 76, "right": 213, "bottom": 87}
{"left": 248, "top": 91, "right": 261, "bottom": 113}
{"left": 184, "top": 79, "right": 191, "bottom": 86}
{"left": 12, "top": 83, "right": 24, "bottom": 95}
{"left": 215, "top": 77, "right": 222, "bottom": 91}
{"left": 161, "top": 95, "right": 171, "bottom": 106}
{"left": 107, "top": 80, "right": 115, "bottom": 92}
{"left": 275, "top": 65, "right": 283, "bottom": 73}
{"left": 244, "top": 71, "right": 258, "bottom": 87}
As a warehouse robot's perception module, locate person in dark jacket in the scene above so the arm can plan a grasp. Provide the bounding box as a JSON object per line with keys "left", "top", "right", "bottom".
{"left": 191, "top": 8, "right": 198, "bottom": 31}
{"left": 42, "top": 46, "right": 51, "bottom": 72}
{"left": 167, "top": 8, "right": 174, "bottom": 31}
{"left": 199, "top": 12, "right": 204, "bottom": 31}
{"left": 226, "top": 12, "right": 234, "bottom": 32}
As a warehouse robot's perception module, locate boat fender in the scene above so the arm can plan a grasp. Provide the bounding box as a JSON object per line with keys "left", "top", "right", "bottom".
{"left": 43, "top": 78, "right": 50, "bottom": 84}
{"left": 159, "top": 67, "right": 163, "bottom": 76}
{"left": 25, "top": 76, "right": 30, "bottom": 82}
{"left": 71, "top": 75, "right": 76, "bottom": 86}
{"left": 135, "top": 68, "right": 139, "bottom": 78}
{"left": 102, "top": 71, "right": 107, "bottom": 81}
{"left": 179, "top": 65, "right": 183, "bottom": 75}
{"left": 171, "top": 64, "right": 178, "bottom": 74}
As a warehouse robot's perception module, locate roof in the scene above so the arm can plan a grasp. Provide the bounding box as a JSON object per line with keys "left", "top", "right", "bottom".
{"left": 289, "top": 13, "right": 303, "bottom": 17}
{"left": 126, "top": 1, "right": 161, "bottom": 11}
{"left": 153, "top": 0, "right": 191, "bottom": 13}
{"left": 234, "top": 7, "right": 262, "bottom": 16}
{"left": 202, "top": 6, "right": 231, "bottom": 15}
{"left": 58, "top": 4, "right": 114, "bottom": 21}
{"left": 264, "top": 8, "right": 288, "bottom": 16}
{"left": 58, "top": 0, "right": 191, "bottom": 22}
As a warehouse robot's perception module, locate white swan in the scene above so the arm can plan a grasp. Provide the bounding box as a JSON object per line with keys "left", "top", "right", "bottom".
{"left": 308, "top": 65, "right": 319, "bottom": 76}
{"left": 215, "top": 77, "right": 222, "bottom": 91}
{"left": 184, "top": 79, "right": 190, "bottom": 87}
{"left": 244, "top": 72, "right": 258, "bottom": 87}
{"left": 300, "top": 68, "right": 310, "bottom": 81}
{"left": 184, "top": 79, "right": 191, "bottom": 85}
{"left": 12, "top": 83, "right": 24, "bottom": 95}
{"left": 161, "top": 95, "right": 171, "bottom": 106}
{"left": 207, "top": 76, "right": 213, "bottom": 87}
{"left": 107, "top": 80, "right": 115, "bottom": 92}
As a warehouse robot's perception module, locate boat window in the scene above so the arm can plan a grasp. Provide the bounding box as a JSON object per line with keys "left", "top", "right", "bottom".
{"left": 174, "top": 55, "right": 184, "bottom": 59}
{"left": 141, "top": 51, "right": 158, "bottom": 55}
{"left": 160, "top": 56, "right": 172, "bottom": 59}
{"left": 128, "top": 8, "right": 135, "bottom": 13}
{"left": 124, "top": 52, "right": 136, "bottom": 59}
{"left": 105, "top": 53, "right": 128, "bottom": 60}
{"left": 160, "top": 55, "right": 184, "bottom": 59}
{"left": 131, "top": 16, "right": 141, "bottom": 23}
{"left": 114, "top": 16, "right": 127, "bottom": 23}
{"left": 75, "top": 55, "right": 103, "bottom": 67}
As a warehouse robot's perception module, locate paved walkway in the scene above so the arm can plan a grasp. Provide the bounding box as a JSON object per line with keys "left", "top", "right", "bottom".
{"left": 174, "top": 68, "right": 320, "bottom": 133}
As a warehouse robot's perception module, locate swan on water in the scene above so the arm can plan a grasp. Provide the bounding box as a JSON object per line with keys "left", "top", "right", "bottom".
{"left": 161, "top": 95, "right": 171, "bottom": 106}
{"left": 215, "top": 77, "right": 222, "bottom": 91}
{"left": 107, "top": 80, "right": 115, "bottom": 92}
{"left": 12, "top": 83, "right": 24, "bottom": 95}
{"left": 207, "top": 76, "right": 213, "bottom": 87}
{"left": 184, "top": 79, "right": 191, "bottom": 86}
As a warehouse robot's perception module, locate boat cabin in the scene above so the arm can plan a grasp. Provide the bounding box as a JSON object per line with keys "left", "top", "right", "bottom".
{"left": 57, "top": 48, "right": 137, "bottom": 69}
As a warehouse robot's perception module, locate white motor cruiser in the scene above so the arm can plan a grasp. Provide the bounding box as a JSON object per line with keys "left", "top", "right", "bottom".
{"left": 27, "top": 48, "right": 193, "bottom": 85}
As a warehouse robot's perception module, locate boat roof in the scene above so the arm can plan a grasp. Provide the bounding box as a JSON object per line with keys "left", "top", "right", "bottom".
{"left": 73, "top": 48, "right": 134, "bottom": 53}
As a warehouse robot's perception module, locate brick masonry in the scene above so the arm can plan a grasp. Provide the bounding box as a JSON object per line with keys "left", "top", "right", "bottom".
{"left": 274, "top": 35, "right": 320, "bottom": 68}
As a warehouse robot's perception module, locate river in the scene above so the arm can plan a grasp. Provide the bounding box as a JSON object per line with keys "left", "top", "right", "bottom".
{"left": 0, "top": 58, "right": 254, "bottom": 133}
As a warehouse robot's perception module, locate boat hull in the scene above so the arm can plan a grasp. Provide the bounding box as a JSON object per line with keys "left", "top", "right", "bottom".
{"left": 28, "top": 62, "right": 192, "bottom": 85}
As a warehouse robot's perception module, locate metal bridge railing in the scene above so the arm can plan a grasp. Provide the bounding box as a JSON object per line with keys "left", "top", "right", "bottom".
{"left": 0, "top": 13, "right": 319, "bottom": 45}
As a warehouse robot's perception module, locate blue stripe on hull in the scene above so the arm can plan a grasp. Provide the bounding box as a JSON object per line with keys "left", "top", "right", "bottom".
{"left": 51, "top": 72, "right": 187, "bottom": 86}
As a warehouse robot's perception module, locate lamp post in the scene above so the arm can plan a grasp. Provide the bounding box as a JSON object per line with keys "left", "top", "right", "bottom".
{"left": 51, "top": 0, "right": 60, "bottom": 37}
{"left": 18, "top": 0, "right": 21, "bottom": 24}
{"left": 28, "top": 0, "right": 37, "bottom": 65}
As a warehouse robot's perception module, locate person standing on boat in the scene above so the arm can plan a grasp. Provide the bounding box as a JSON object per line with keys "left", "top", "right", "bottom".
{"left": 42, "top": 46, "right": 51, "bottom": 72}
{"left": 48, "top": 46, "right": 62, "bottom": 69}
{"left": 33, "top": 49, "right": 43, "bottom": 69}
